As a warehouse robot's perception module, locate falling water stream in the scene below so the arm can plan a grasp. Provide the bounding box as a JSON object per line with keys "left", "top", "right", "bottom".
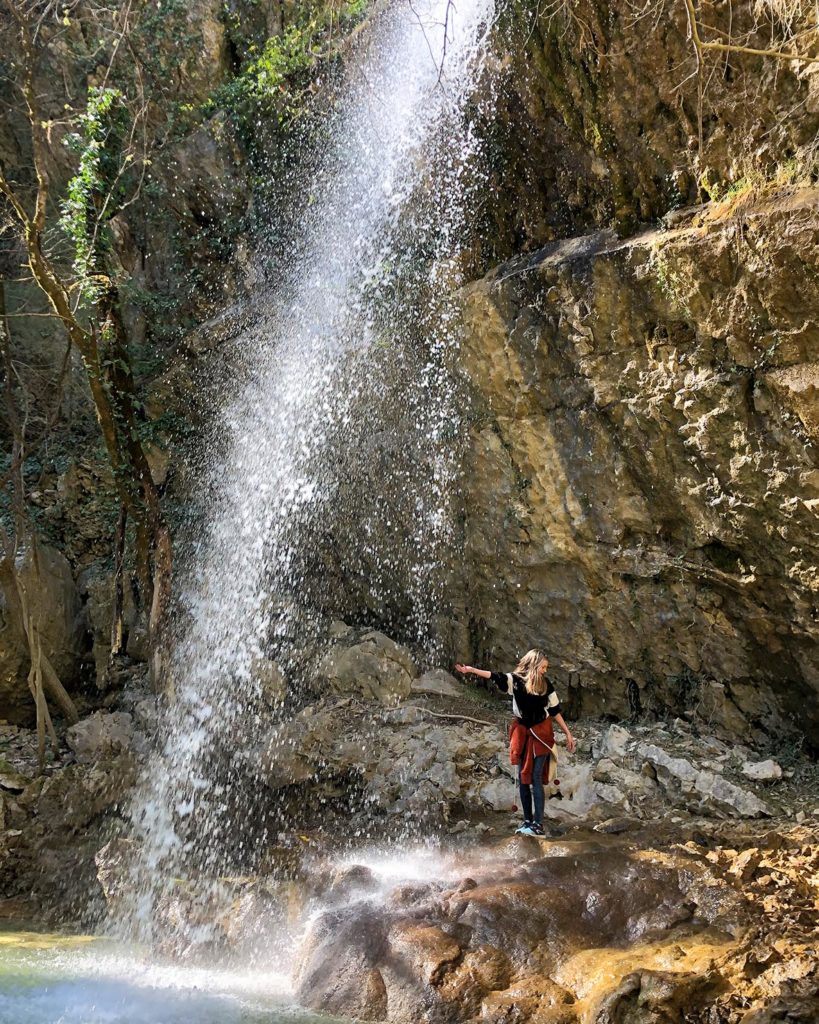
{"left": 123, "top": 0, "right": 495, "bottom": 919}
{"left": 0, "top": 0, "right": 497, "bottom": 1020}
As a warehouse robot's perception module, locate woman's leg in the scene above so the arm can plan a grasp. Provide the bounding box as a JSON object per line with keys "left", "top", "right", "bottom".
{"left": 531, "top": 754, "right": 547, "bottom": 824}
{"left": 518, "top": 768, "right": 533, "bottom": 823}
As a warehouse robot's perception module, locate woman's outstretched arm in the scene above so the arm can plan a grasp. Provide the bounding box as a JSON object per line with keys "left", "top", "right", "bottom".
{"left": 454, "top": 664, "right": 491, "bottom": 679}
{"left": 455, "top": 665, "right": 511, "bottom": 694}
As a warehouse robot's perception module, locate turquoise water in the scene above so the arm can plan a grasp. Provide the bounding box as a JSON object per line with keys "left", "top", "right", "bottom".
{"left": 0, "top": 929, "right": 336, "bottom": 1024}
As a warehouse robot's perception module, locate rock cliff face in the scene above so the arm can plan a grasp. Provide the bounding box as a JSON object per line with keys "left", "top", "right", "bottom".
{"left": 479, "top": 0, "right": 819, "bottom": 259}
{"left": 4, "top": 0, "right": 817, "bottom": 747}
{"left": 456, "top": 188, "right": 819, "bottom": 739}
{"left": 442, "top": 0, "right": 819, "bottom": 746}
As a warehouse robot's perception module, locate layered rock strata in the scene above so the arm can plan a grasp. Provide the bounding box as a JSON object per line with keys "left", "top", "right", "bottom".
{"left": 457, "top": 188, "right": 819, "bottom": 739}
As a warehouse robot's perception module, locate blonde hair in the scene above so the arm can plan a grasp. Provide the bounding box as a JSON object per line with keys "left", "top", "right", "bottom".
{"left": 515, "top": 649, "right": 549, "bottom": 695}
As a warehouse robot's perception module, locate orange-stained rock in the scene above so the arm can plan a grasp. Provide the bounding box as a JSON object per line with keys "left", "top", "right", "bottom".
{"left": 590, "top": 969, "right": 729, "bottom": 1024}
{"left": 387, "top": 921, "right": 462, "bottom": 986}
{"left": 293, "top": 842, "right": 746, "bottom": 1022}
{"left": 439, "top": 946, "right": 513, "bottom": 1017}
{"left": 480, "top": 975, "right": 577, "bottom": 1024}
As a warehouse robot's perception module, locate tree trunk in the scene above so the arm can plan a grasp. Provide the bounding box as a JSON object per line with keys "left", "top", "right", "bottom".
{"left": 20, "top": 228, "right": 172, "bottom": 689}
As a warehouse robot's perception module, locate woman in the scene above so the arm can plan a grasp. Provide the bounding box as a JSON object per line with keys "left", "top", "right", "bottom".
{"left": 455, "top": 651, "right": 576, "bottom": 836}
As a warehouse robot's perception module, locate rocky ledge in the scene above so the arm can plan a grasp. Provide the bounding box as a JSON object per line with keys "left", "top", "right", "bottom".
{"left": 3, "top": 626, "right": 817, "bottom": 1024}
{"left": 293, "top": 824, "right": 818, "bottom": 1024}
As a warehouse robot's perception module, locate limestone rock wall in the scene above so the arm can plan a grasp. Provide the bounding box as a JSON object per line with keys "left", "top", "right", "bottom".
{"left": 456, "top": 188, "right": 819, "bottom": 740}
{"left": 477, "top": 0, "right": 819, "bottom": 261}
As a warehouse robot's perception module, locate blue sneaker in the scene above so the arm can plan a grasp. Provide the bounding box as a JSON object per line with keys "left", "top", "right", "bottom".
{"left": 515, "top": 821, "right": 533, "bottom": 834}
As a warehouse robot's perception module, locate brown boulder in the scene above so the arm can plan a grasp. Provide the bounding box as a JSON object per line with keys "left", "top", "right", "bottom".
{"left": 293, "top": 845, "right": 729, "bottom": 1023}
{"left": 591, "top": 969, "right": 728, "bottom": 1024}
{"left": 295, "top": 905, "right": 390, "bottom": 1020}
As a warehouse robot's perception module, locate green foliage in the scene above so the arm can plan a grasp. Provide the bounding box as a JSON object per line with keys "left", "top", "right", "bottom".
{"left": 119, "top": 280, "right": 191, "bottom": 353}
{"left": 211, "top": 0, "right": 368, "bottom": 138}
{"left": 698, "top": 171, "right": 759, "bottom": 205}
{"left": 59, "top": 86, "right": 125, "bottom": 306}
{"left": 211, "top": 23, "right": 316, "bottom": 130}
{"left": 243, "top": 24, "right": 318, "bottom": 96}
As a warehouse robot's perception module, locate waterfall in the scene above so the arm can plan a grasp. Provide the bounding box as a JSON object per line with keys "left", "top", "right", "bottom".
{"left": 120, "top": 0, "right": 496, "bottom": 945}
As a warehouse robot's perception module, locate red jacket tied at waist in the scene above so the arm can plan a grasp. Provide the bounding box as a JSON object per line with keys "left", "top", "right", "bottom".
{"left": 509, "top": 718, "right": 554, "bottom": 785}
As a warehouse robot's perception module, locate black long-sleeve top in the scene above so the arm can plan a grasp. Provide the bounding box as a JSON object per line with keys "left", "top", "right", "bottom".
{"left": 489, "top": 671, "right": 562, "bottom": 728}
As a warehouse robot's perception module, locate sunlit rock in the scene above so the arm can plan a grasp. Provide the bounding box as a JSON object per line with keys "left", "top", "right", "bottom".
{"left": 293, "top": 841, "right": 744, "bottom": 1022}
{"left": 479, "top": 777, "right": 515, "bottom": 813}
{"left": 639, "top": 742, "right": 771, "bottom": 818}
{"left": 594, "top": 724, "right": 632, "bottom": 759}
{"left": 458, "top": 192, "right": 819, "bottom": 739}
{"left": 95, "top": 837, "right": 140, "bottom": 915}
{"left": 742, "top": 759, "right": 783, "bottom": 782}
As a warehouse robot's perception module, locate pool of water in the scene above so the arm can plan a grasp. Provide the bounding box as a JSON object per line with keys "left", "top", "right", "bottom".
{"left": 0, "top": 845, "right": 473, "bottom": 1023}
{"left": 0, "top": 928, "right": 338, "bottom": 1024}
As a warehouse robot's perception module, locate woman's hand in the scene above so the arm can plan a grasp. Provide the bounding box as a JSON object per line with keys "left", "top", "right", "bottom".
{"left": 455, "top": 665, "right": 492, "bottom": 680}
{"left": 552, "top": 713, "right": 576, "bottom": 753}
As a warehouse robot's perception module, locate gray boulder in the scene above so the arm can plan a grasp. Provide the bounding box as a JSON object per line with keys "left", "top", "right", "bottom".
{"left": 319, "top": 632, "right": 416, "bottom": 704}
{"left": 638, "top": 742, "right": 771, "bottom": 818}
{"left": 479, "top": 776, "right": 516, "bottom": 813}
{"left": 411, "top": 669, "right": 463, "bottom": 698}
{"left": 742, "top": 759, "right": 783, "bottom": 781}
{"left": 66, "top": 712, "right": 134, "bottom": 764}
{"left": 595, "top": 724, "right": 632, "bottom": 759}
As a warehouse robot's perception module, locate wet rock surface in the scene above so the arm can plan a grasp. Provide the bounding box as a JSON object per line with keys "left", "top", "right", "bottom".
{"left": 292, "top": 824, "right": 818, "bottom": 1024}
{"left": 71, "top": 659, "right": 815, "bottom": 1023}
{"left": 4, "top": 644, "right": 816, "bottom": 942}
{"left": 2, "top": 636, "right": 814, "bottom": 1024}
{"left": 135, "top": 677, "right": 817, "bottom": 1020}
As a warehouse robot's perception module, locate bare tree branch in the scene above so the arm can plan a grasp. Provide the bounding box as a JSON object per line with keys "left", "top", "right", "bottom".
{"left": 683, "top": 0, "right": 819, "bottom": 63}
